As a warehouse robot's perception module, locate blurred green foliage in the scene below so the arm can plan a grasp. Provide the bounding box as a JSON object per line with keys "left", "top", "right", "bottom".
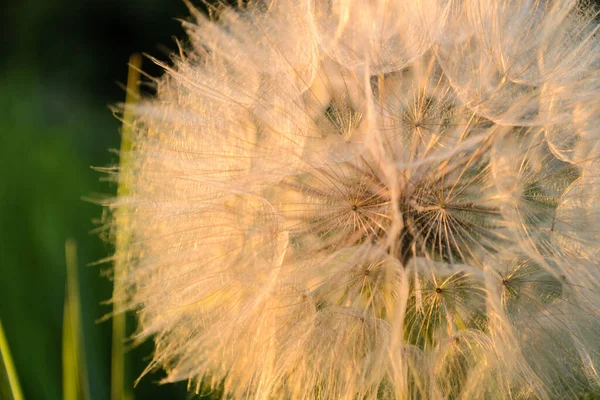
{"left": 0, "top": 0, "right": 214, "bottom": 399}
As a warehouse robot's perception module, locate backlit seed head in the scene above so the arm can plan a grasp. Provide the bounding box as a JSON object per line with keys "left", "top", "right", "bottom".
{"left": 108, "top": 0, "right": 600, "bottom": 398}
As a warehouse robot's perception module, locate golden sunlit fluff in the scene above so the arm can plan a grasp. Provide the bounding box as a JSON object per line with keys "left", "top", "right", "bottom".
{"left": 108, "top": 0, "right": 600, "bottom": 398}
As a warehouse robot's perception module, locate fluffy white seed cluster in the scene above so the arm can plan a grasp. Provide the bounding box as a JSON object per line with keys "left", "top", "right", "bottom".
{"left": 111, "top": 0, "right": 600, "bottom": 398}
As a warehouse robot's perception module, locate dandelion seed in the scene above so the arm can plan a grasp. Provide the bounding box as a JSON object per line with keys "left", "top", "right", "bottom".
{"left": 107, "top": 0, "right": 600, "bottom": 398}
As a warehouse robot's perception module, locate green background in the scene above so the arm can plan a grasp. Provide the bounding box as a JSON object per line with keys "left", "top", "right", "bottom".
{"left": 0, "top": 0, "right": 222, "bottom": 399}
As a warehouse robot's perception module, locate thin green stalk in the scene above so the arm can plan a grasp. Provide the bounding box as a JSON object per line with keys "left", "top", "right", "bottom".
{"left": 0, "top": 319, "right": 24, "bottom": 400}
{"left": 63, "top": 239, "right": 91, "bottom": 400}
{"left": 112, "top": 53, "right": 142, "bottom": 400}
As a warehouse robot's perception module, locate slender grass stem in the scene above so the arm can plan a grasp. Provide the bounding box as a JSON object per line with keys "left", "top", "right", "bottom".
{"left": 0, "top": 319, "right": 24, "bottom": 400}
{"left": 63, "top": 239, "right": 91, "bottom": 400}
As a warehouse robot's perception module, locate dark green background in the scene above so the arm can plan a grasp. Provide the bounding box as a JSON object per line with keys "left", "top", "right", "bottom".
{"left": 0, "top": 1, "right": 220, "bottom": 399}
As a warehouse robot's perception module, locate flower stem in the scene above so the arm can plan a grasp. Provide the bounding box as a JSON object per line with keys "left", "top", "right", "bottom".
{"left": 112, "top": 52, "right": 142, "bottom": 400}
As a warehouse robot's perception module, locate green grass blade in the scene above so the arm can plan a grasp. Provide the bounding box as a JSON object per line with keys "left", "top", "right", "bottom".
{"left": 0, "top": 319, "right": 24, "bottom": 400}
{"left": 62, "top": 239, "right": 91, "bottom": 400}
{"left": 112, "top": 52, "right": 142, "bottom": 400}
{"left": 63, "top": 295, "right": 78, "bottom": 400}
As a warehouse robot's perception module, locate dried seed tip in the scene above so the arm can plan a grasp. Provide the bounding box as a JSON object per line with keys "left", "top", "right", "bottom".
{"left": 106, "top": 0, "right": 600, "bottom": 398}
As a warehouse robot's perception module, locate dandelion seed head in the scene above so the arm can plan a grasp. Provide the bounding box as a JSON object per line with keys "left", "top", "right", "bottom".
{"left": 109, "top": 0, "right": 600, "bottom": 398}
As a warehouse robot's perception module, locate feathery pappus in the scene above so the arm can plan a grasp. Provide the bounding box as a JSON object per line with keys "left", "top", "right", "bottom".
{"left": 107, "top": 0, "right": 600, "bottom": 398}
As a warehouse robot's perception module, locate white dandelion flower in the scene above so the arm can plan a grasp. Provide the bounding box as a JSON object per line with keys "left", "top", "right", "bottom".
{"left": 108, "top": 0, "right": 600, "bottom": 398}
